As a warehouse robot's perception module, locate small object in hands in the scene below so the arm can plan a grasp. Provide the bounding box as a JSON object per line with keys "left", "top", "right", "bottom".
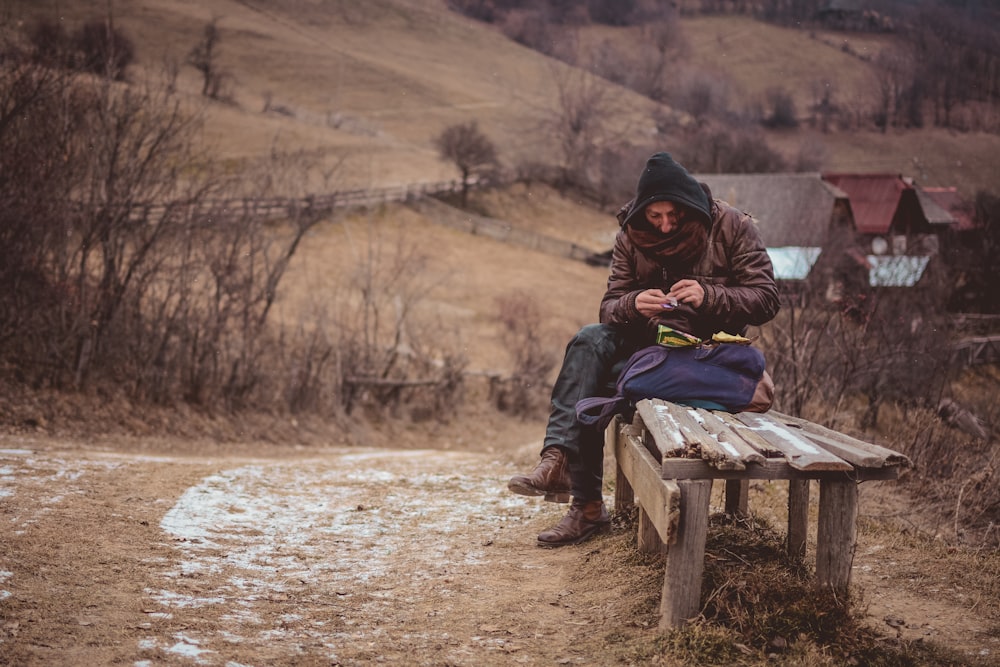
{"left": 661, "top": 296, "right": 679, "bottom": 309}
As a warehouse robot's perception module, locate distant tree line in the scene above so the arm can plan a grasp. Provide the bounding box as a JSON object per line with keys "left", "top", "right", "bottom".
{"left": 448, "top": 0, "right": 1000, "bottom": 135}
{"left": 24, "top": 17, "right": 135, "bottom": 81}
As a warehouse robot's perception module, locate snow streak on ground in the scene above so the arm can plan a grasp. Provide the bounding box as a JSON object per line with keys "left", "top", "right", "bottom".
{"left": 144, "top": 449, "right": 543, "bottom": 664}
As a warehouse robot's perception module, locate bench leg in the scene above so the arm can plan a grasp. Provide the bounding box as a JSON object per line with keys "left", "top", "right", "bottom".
{"left": 611, "top": 423, "right": 635, "bottom": 513}
{"left": 787, "top": 479, "right": 809, "bottom": 560}
{"left": 724, "top": 479, "right": 748, "bottom": 517}
{"left": 660, "top": 479, "right": 712, "bottom": 629}
{"left": 816, "top": 479, "right": 858, "bottom": 595}
{"left": 615, "top": 463, "right": 635, "bottom": 514}
{"left": 638, "top": 507, "right": 667, "bottom": 554}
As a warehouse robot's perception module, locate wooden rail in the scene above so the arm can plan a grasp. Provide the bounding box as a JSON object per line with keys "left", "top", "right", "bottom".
{"left": 108, "top": 179, "right": 469, "bottom": 223}
{"left": 612, "top": 399, "right": 912, "bottom": 629}
{"left": 951, "top": 335, "right": 1000, "bottom": 367}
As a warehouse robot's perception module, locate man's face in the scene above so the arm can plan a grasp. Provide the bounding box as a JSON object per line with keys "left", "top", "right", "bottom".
{"left": 644, "top": 201, "right": 683, "bottom": 234}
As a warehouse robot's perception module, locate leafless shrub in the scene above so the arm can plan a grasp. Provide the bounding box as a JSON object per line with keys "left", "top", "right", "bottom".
{"left": 762, "top": 262, "right": 956, "bottom": 427}
{"left": 499, "top": 10, "right": 565, "bottom": 58}
{"left": 671, "top": 72, "right": 736, "bottom": 124}
{"left": 73, "top": 19, "right": 134, "bottom": 81}
{"left": 26, "top": 19, "right": 72, "bottom": 68}
{"left": 433, "top": 121, "right": 499, "bottom": 207}
{"left": 672, "top": 123, "right": 788, "bottom": 174}
{"left": 761, "top": 86, "right": 798, "bottom": 129}
{"left": 25, "top": 16, "right": 134, "bottom": 80}
{"left": 0, "top": 61, "right": 78, "bottom": 377}
{"left": 534, "top": 64, "right": 627, "bottom": 192}
{"left": 332, "top": 212, "right": 466, "bottom": 421}
{"left": 188, "top": 18, "right": 231, "bottom": 100}
{"left": 492, "top": 290, "right": 557, "bottom": 417}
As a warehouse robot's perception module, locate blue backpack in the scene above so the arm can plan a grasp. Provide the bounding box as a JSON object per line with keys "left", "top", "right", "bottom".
{"left": 575, "top": 343, "right": 771, "bottom": 431}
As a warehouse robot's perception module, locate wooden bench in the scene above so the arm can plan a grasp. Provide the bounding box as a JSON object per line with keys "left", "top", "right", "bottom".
{"left": 610, "top": 398, "right": 912, "bottom": 629}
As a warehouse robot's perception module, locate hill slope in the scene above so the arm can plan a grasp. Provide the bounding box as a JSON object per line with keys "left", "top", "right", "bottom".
{"left": 9, "top": 0, "right": 1000, "bottom": 197}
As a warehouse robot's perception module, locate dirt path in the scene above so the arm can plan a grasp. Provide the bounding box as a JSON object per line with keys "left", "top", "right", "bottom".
{"left": 0, "top": 437, "right": 661, "bottom": 666}
{"left": 1, "top": 435, "right": 996, "bottom": 666}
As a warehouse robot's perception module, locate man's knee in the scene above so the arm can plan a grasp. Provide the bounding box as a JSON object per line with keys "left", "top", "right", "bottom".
{"left": 569, "top": 323, "right": 619, "bottom": 352}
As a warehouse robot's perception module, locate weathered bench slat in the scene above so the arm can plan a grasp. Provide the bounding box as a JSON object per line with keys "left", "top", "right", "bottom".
{"left": 732, "top": 412, "right": 852, "bottom": 471}
{"left": 694, "top": 408, "right": 767, "bottom": 468}
{"left": 715, "top": 412, "right": 785, "bottom": 457}
{"left": 769, "top": 411, "right": 913, "bottom": 469}
{"left": 637, "top": 400, "right": 710, "bottom": 459}
{"left": 659, "top": 458, "right": 901, "bottom": 482}
{"left": 616, "top": 431, "right": 681, "bottom": 544}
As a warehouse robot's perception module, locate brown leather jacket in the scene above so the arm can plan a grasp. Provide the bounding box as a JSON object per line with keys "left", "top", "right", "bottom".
{"left": 600, "top": 198, "right": 779, "bottom": 342}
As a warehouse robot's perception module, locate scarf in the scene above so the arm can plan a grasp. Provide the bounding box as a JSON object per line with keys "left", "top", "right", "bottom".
{"left": 626, "top": 216, "right": 708, "bottom": 272}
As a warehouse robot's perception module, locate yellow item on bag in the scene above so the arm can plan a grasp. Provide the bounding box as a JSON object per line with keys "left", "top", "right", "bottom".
{"left": 711, "top": 331, "right": 753, "bottom": 345}
{"left": 656, "top": 325, "right": 702, "bottom": 347}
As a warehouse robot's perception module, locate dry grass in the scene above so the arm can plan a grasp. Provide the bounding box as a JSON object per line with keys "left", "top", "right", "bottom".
{"left": 275, "top": 194, "right": 611, "bottom": 373}
{"left": 680, "top": 16, "right": 888, "bottom": 108}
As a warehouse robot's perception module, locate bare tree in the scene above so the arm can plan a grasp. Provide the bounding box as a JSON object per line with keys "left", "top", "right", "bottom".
{"left": 433, "top": 121, "right": 498, "bottom": 207}
{"left": 539, "top": 65, "right": 622, "bottom": 191}
{"left": 334, "top": 212, "right": 466, "bottom": 419}
{"left": 626, "top": 22, "right": 686, "bottom": 102}
{"left": 73, "top": 18, "right": 135, "bottom": 81}
{"left": 188, "top": 18, "right": 227, "bottom": 99}
{"left": 493, "top": 290, "right": 557, "bottom": 417}
{"left": 873, "top": 47, "right": 914, "bottom": 132}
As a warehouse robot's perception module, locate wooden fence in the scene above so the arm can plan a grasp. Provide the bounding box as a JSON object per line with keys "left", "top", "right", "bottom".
{"left": 115, "top": 178, "right": 606, "bottom": 266}
{"left": 122, "top": 179, "right": 468, "bottom": 222}
{"left": 952, "top": 335, "right": 1000, "bottom": 367}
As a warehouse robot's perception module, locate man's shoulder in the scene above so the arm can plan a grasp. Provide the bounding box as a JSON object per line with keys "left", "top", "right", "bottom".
{"left": 711, "top": 200, "right": 756, "bottom": 232}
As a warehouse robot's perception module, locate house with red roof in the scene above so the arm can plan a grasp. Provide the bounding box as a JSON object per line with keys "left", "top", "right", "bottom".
{"left": 822, "top": 173, "right": 961, "bottom": 288}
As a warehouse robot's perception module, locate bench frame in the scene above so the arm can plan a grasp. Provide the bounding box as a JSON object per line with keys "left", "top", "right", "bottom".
{"left": 609, "top": 401, "right": 909, "bottom": 629}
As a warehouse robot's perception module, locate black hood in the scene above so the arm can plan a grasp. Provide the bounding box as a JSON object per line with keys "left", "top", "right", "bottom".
{"left": 620, "top": 152, "right": 712, "bottom": 229}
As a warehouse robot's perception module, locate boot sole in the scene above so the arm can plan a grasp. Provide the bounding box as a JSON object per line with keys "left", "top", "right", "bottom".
{"left": 507, "top": 479, "right": 570, "bottom": 503}
{"left": 536, "top": 523, "right": 610, "bottom": 548}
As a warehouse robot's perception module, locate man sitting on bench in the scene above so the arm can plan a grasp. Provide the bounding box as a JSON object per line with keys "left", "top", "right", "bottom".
{"left": 507, "top": 152, "right": 780, "bottom": 547}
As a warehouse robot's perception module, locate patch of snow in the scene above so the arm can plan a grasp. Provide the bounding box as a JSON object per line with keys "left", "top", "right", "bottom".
{"left": 150, "top": 449, "right": 541, "bottom": 657}
{"left": 167, "top": 633, "right": 212, "bottom": 662}
{"left": 0, "top": 569, "right": 11, "bottom": 601}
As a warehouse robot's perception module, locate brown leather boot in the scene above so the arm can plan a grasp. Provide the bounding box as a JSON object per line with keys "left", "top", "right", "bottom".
{"left": 536, "top": 500, "right": 610, "bottom": 547}
{"left": 507, "top": 447, "right": 571, "bottom": 503}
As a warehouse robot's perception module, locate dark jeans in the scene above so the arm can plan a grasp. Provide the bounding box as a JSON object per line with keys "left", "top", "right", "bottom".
{"left": 542, "top": 323, "right": 643, "bottom": 502}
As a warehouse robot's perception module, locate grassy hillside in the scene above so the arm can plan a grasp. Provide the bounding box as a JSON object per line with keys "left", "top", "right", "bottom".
{"left": 8, "top": 0, "right": 999, "bottom": 198}
{"left": 5, "top": 0, "right": 662, "bottom": 190}
{"left": 276, "top": 185, "right": 613, "bottom": 373}
{"left": 682, "top": 16, "right": 886, "bottom": 110}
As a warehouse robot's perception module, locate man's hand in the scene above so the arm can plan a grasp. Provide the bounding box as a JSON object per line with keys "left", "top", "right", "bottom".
{"left": 668, "top": 279, "right": 705, "bottom": 309}
{"left": 635, "top": 289, "right": 675, "bottom": 318}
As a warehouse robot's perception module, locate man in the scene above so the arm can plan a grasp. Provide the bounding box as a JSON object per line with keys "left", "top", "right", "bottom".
{"left": 508, "top": 152, "right": 780, "bottom": 547}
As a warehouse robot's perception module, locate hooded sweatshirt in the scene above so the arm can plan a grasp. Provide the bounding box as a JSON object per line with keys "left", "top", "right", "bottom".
{"left": 600, "top": 153, "right": 779, "bottom": 341}
{"left": 621, "top": 152, "right": 711, "bottom": 229}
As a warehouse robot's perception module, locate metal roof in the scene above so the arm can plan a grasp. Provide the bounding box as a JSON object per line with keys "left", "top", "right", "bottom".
{"left": 766, "top": 247, "right": 823, "bottom": 281}
{"left": 914, "top": 188, "right": 956, "bottom": 225}
{"left": 867, "top": 255, "right": 930, "bottom": 287}
{"left": 696, "top": 173, "right": 849, "bottom": 247}
{"left": 922, "top": 187, "right": 976, "bottom": 231}
{"left": 823, "top": 173, "right": 907, "bottom": 235}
